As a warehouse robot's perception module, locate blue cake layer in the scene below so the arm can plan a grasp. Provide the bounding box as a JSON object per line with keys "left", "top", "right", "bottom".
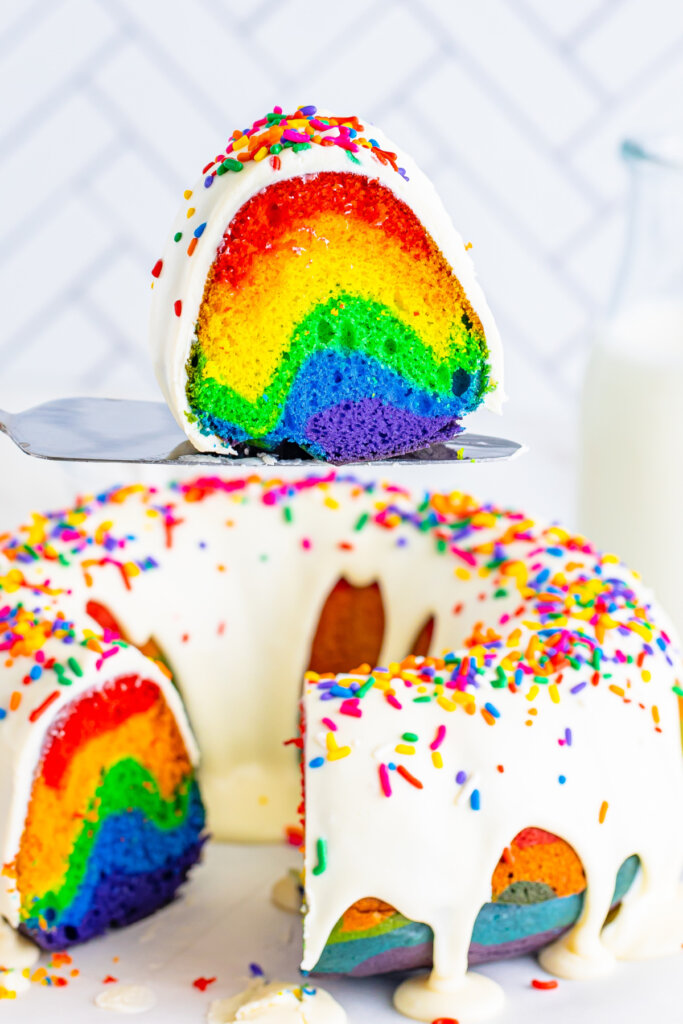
{"left": 21, "top": 783, "right": 206, "bottom": 948}
{"left": 194, "top": 351, "right": 484, "bottom": 460}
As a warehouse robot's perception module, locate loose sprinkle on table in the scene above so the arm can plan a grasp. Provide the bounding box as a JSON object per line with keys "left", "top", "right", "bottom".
{"left": 192, "top": 977, "right": 216, "bottom": 991}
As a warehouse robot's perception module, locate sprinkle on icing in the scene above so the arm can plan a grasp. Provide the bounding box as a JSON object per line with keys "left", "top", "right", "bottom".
{"left": 2, "top": 474, "right": 676, "bottom": 735}
{"left": 312, "top": 838, "right": 328, "bottom": 876}
{"left": 149, "top": 106, "right": 408, "bottom": 283}
{"left": 200, "top": 105, "right": 408, "bottom": 184}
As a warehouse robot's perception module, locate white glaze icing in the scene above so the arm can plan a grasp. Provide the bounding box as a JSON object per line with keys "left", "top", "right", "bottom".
{"left": 271, "top": 871, "right": 303, "bottom": 915}
{"left": 1, "top": 475, "right": 680, "bottom": 863}
{"left": 95, "top": 983, "right": 157, "bottom": 1014}
{"left": 0, "top": 917, "right": 39, "bottom": 968}
{"left": 148, "top": 109, "right": 504, "bottom": 454}
{"left": 540, "top": 880, "right": 683, "bottom": 979}
{"left": 208, "top": 980, "right": 345, "bottom": 1024}
{"left": 394, "top": 971, "right": 504, "bottom": 1023}
{"left": 301, "top": 570, "right": 683, "bottom": 1019}
{"left": 1, "top": 476, "right": 541, "bottom": 843}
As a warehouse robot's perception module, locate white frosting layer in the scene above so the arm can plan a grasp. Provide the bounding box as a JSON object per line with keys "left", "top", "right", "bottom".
{"left": 149, "top": 110, "right": 504, "bottom": 454}
{"left": 208, "top": 980, "right": 345, "bottom": 1024}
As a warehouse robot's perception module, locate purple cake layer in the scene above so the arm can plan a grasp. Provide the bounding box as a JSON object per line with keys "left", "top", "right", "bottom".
{"left": 305, "top": 398, "right": 463, "bottom": 463}
{"left": 342, "top": 924, "right": 569, "bottom": 977}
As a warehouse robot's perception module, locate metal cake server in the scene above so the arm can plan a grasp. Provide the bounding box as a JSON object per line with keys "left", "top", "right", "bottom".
{"left": 0, "top": 397, "right": 524, "bottom": 467}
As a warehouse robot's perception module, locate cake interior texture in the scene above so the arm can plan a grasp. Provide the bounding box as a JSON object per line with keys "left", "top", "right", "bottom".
{"left": 186, "top": 172, "right": 493, "bottom": 460}
{"left": 14, "top": 675, "right": 205, "bottom": 949}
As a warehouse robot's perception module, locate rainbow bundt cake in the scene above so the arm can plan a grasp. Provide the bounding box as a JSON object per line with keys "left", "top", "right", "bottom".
{"left": 0, "top": 474, "right": 680, "bottom": 1021}
{"left": 149, "top": 106, "right": 504, "bottom": 462}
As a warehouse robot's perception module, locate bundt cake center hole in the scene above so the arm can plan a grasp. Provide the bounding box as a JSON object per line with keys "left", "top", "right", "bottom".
{"left": 307, "top": 581, "right": 439, "bottom": 676}
{"left": 307, "top": 578, "right": 385, "bottom": 675}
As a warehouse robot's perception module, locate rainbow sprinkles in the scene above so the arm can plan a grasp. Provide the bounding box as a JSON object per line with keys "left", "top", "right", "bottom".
{"left": 149, "top": 106, "right": 504, "bottom": 461}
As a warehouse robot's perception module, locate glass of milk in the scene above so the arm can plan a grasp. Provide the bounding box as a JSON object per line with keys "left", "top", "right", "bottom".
{"left": 579, "top": 136, "right": 683, "bottom": 632}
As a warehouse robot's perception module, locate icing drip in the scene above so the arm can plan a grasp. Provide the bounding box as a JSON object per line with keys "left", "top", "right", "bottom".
{"left": 271, "top": 871, "right": 303, "bottom": 915}
{"left": 208, "top": 981, "right": 345, "bottom": 1023}
{"left": 393, "top": 971, "right": 504, "bottom": 1022}
{"left": 540, "top": 881, "right": 683, "bottom": 978}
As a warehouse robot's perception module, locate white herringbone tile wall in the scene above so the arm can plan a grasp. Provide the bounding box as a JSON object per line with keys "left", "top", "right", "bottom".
{"left": 0, "top": 0, "right": 681, "bottom": 525}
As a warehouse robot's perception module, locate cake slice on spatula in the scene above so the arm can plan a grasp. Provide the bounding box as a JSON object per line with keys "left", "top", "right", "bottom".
{"left": 149, "top": 104, "right": 505, "bottom": 463}
{"left": 0, "top": 106, "right": 514, "bottom": 468}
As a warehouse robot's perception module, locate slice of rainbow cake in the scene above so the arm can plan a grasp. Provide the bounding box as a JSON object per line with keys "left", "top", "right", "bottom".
{"left": 150, "top": 106, "right": 504, "bottom": 462}
{"left": 0, "top": 588, "right": 205, "bottom": 950}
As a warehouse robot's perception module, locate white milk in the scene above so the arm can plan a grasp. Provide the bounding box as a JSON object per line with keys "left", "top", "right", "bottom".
{"left": 578, "top": 300, "right": 683, "bottom": 633}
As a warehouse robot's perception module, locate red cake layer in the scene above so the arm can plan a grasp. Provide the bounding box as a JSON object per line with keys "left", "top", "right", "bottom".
{"left": 210, "top": 172, "right": 446, "bottom": 291}
{"left": 40, "top": 675, "right": 161, "bottom": 789}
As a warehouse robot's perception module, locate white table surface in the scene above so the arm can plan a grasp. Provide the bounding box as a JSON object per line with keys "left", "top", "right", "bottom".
{"left": 6, "top": 842, "right": 682, "bottom": 1023}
